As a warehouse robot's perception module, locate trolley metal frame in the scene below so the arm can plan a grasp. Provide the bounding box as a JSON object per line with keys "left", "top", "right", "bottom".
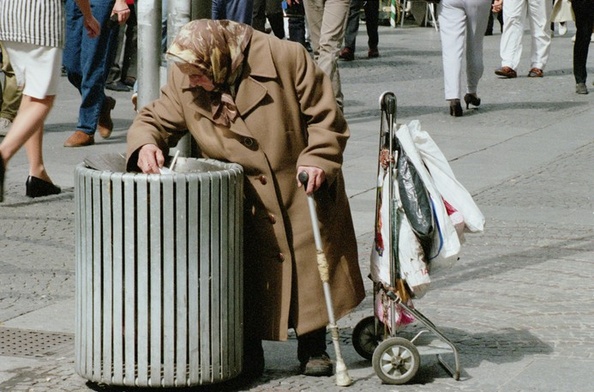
{"left": 351, "top": 92, "right": 461, "bottom": 385}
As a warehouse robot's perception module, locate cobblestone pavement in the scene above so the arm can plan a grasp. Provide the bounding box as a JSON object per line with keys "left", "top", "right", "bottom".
{"left": 1, "top": 18, "right": 593, "bottom": 392}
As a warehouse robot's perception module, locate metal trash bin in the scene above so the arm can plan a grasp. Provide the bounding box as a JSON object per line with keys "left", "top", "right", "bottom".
{"left": 74, "top": 157, "right": 244, "bottom": 387}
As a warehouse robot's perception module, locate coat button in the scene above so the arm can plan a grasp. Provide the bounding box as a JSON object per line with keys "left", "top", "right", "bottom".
{"left": 258, "top": 175, "right": 267, "bottom": 185}
{"left": 243, "top": 137, "right": 255, "bottom": 147}
{"left": 278, "top": 253, "right": 285, "bottom": 262}
{"left": 268, "top": 213, "right": 276, "bottom": 224}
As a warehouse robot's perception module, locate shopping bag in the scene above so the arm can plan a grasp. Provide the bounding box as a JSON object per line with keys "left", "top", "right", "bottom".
{"left": 395, "top": 139, "right": 434, "bottom": 256}
{"left": 406, "top": 120, "right": 485, "bottom": 233}
{"left": 396, "top": 123, "right": 461, "bottom": 265}
{"left": 370, "top": 164, "right": 431, "bottom": 297}
{"left": 392, "top": 203, "right": 431, "bottom": 298}
{"left": 550, "top": 0, "right": 574, "bottom": 23}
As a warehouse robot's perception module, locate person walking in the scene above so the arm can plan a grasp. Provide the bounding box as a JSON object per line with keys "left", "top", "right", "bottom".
{"left": 299, "top": 0, "right": 350, "bottom": 109}
{"left": 493, "top": 0, "right": 552, "bottom": 78}
{"left": 0, "top": 43, "right": 23, "bottom": 136}
{"left": 126, "top": 19, "right": 365, "bottom": 382}
{"left": 62, "top": 0, "right": 130, "bottom": 147}
{"left": 105, "top": 0, "right": 137, "bottom": 92}
{"left": 0, "top": 0, "right": 100, "bottom": 202}
{"left": 438, "top": 0, "right": 492, "bottom": 116}
{"left": 339, "top": 0, "right": 380, "bottom": 61}
{"left": 571, "top": 0, "right": 594, "bottom": 94}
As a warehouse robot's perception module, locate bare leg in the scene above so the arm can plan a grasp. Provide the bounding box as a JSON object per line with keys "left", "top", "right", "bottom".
{"left": 0, "top": 94, "right": 55, "bottom": 182}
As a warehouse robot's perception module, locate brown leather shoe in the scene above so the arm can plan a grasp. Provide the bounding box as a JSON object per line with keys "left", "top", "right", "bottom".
{"left": 64, "top": 130, "right": 94, "bottom": 147}
{"left": 339, "top": 47, "right": 354, "bottom": 61}
{"left": 528, "top": 67, "right": 544, "bottom": 77}
{"left": 97, "top": 96, "right": 116, "bottom": 139}
{"left": 495, "top": 66, "right": 517, "bottom": 78}
{"left": 368, "top": 47, "right": 379, "bottom": 58}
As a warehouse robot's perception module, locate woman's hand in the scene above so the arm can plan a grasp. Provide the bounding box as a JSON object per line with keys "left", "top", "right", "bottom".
{"left": 492, "top": 0, "right": 503, "bottom": 13}
{"left": 112, "top": 0, "right": 131, "bottom": 25}
{"left": 297, "top": 166, "right": 326, "bottom": 195}
{"left": 137, "top": 144, "right": 165, "bottom": 174}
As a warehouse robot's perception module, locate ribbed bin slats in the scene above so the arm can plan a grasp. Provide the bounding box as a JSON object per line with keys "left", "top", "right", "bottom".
{"left": 74, "top": 159, "right": 243, "bottom": 387}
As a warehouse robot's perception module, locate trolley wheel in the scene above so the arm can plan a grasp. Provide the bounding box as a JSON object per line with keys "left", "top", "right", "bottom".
{"left": 352, "top": 316, "right": 385, "bottom": 360}
{"left": 372, "top": 337, "right": 420, "bottom": 385}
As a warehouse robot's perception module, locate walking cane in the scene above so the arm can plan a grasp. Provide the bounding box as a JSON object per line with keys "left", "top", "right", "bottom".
{"left": 298, "top": 171, "right": 353, "bottom": 387}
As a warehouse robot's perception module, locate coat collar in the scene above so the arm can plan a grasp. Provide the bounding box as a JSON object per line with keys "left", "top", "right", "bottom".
{"left": 234, "top": 32, "right": 277, "bottom": 115}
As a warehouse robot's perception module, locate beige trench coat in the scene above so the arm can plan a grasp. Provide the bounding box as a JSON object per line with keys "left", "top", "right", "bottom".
{"left": 126, "top": 31, "right": 365, "bottom": 341}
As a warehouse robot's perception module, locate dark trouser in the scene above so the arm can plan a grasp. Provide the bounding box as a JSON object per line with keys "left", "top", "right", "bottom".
{"left": 212, "top": 0, "right": 254, "bottom": 24}
{"left": 572, "top": 0, "right": 594, "bottom": 84}
{"left": 343, "top": 0, "right": 379, "bottom": 51}
{"left": 252, "top": 0, "right": 285, "bottom": 38}
{"left": 287, "top": 0, "right": 307, "bottom": 47}
{"left": 486, "top": 10, "right": 504, "bottom": 35}
{"left": 297, "top": 327, "right": 327, "bottom": 363}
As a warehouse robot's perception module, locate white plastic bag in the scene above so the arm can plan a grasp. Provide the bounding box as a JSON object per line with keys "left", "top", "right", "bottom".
{"left": 407, "top": 120, "right": 485, "bottom": 233}
{"left": 396, "top": 123, "right": 461, "bottom": 264}
{"left": 396, "top": 121, "right": 485, "bottom": 268}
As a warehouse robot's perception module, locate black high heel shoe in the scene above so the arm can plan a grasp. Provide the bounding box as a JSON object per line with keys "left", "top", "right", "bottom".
{"left": 464, "top": 93, "right": 481, "bottom": 109}
{"left": 26, "top": 176, "right": 61, "bottom": 198}
{"left": 449, "top": 99, "right": 463, "bottom": 117}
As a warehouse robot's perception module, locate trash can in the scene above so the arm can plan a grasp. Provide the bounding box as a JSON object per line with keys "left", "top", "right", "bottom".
{"left": 74, "top": 157, "right": 244, "bottom": 387}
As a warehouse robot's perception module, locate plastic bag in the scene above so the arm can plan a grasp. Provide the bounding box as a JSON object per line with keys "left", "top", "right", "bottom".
{"left": 406, "top": 120, "right": 485, "bottom": 233}
{"left": 396, "top": 123, "right": 461, "bottom": 265}
{"left": 395, "top": 140, "right": 434, "bottom": 256}
{"left": 370, "top": 165, "right": 431, "bottom": 297}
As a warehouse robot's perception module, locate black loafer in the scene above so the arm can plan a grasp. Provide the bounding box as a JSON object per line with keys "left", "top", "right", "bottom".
{"left": 25, "top": 176, "right": 61, "bottom": 198}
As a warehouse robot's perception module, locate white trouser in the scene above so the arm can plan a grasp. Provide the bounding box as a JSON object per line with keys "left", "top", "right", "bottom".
{"left": 500, "top": 0, "right": 552, "bottom": 70}
{"left": 439, "top": 0, "right": 491, "bottom": 100}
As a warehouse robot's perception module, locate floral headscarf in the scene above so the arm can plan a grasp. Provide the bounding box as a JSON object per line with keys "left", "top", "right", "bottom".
{"left": 167, "top": 19, "right": 253, "bottom": 126}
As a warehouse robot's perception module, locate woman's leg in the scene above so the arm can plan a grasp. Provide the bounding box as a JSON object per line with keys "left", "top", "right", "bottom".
{"left": 0, "top": 95, "right": 53, "bottom": 166}
{"left": 439, "top": 0, "right": 466, "bottom": 101}
{"left": 465, "top": 0, "right": 492, "bottom": 94}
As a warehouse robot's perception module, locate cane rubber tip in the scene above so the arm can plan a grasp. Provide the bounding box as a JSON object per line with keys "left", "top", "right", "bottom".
{"left": 336, "top": 373, "right": 353, "bottom": 387}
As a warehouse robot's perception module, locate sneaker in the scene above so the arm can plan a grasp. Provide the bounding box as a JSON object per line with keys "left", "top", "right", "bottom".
{"left": 576, "top": 83, "right": 588, "bottom": 94}
{"left": 300, "top": 353, "right": 333, "bottom": 376}
{"left": 0, "top": 117, "right": 12, "bottom": 137}
{"left": 105, "top": 81, "right": 131, "bottom": 92}
{"left": 558, "top": 22, "right": 567, "bottom": 36}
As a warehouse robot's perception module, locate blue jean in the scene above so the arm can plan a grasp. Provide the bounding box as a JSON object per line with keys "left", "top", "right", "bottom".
{"left": 63, "top": 0, "right": 117, "bottom": 135}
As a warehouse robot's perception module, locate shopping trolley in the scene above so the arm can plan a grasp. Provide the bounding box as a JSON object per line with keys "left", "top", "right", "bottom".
{"left": 351, "top": 92, "right": 461, "bottom": 385}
